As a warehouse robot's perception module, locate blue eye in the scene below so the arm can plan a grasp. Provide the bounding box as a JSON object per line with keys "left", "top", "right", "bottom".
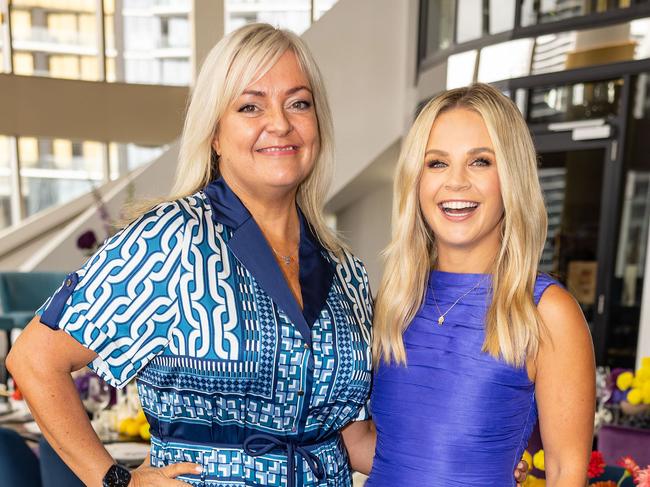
{"left": 472, "top": 157, "right": 492, "bottom": 167}
{"left": 426, "top": 159, "right": 447, "bottom": 169}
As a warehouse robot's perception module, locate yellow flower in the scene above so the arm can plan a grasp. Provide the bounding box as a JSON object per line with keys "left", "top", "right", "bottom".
{"left": 642, "top": 357, "right": 650, "bottom": 368}
{"left": 522, "top": 450, "right": 533, "bottom": 471}
{"left": 135, "top": 409, "right": 148, "bottom": 425}
{"left": 627, "top": 388, "right": 643, "bottom": 405}
{"left": 125, "top": 419, "right": 140, "bottom": 437}
{"left": 533, "top": 449, "right": 545, "bottom": 471}
{"left": 139, "top": 423, "right": 151, "bottom": 441}
{"left": 632, "top": 377, "right": 643, "bottom": 389}
{"left": 637, "top": 366, "right": 650, "bottom": 383}
{"left": 617, "top": 371, "right": 634, "bottom": 391}
{"left": 642, "top": 382, "right": 650, "bottom": 404}
{"left": 118, "top": 418, "right": 135, "bottom": 435}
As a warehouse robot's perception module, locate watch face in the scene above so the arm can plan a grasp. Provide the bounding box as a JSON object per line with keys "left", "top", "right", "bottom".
{"left": 102, "top": 464, "right": 131, "bottom": 487}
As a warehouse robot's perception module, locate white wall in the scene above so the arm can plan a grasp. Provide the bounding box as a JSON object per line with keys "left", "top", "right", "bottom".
{"left": 302, "top": 0, "right": 426, "bottom": 283}
{"left": 303, "top": 0, "right": 419, "bottom": 201}
{"left": 337, "top": 181, "right": 393, "bottom": 293}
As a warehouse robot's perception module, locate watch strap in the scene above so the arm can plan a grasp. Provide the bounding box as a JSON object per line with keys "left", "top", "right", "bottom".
{"left": 102, "top": 463, "right": 131, "bottom": 487}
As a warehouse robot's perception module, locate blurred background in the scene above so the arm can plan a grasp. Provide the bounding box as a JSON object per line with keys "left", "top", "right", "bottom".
{"left": 0, "top": 0, "right": 647, "bottom": 370}
{"left": 0, "top": 1, "right": 649, "bottom": 485}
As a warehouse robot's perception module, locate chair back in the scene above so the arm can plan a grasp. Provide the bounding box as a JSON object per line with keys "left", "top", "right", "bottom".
{"left": 0, "top": 427, "right": 42, "bottom": 487}
{"left": 0, "top": 272, "right": 68, "bottom": 329}
{"left": 39, "top": 437, "right": 85, "bottom": 487}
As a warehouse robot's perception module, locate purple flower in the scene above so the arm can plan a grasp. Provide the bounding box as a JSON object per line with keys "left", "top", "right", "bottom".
{"left": 611, "top": 389, "right": 627, "bottom": 404}
{"left": 77, "top": 230, "right": 98, "bottom": 250}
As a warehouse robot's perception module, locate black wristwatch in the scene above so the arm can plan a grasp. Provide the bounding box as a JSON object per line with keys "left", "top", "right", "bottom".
{"left": 102, "top": 463, "right": 131, "bottom": 487}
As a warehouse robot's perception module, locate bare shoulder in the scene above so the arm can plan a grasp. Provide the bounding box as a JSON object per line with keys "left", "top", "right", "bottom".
{"left": 536, "top": 284, "right": 593, "bottom": 353}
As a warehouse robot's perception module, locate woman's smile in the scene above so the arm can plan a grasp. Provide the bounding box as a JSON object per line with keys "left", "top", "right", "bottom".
{"left": 255, "top": 144, "right": 300, "bottom": 155}
{"left": 438, "top": 199, "right": 480, "bottom": 220}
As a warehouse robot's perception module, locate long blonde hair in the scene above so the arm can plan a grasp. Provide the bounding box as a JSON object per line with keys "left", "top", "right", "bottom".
{"left": 128, "top": 23, "right": 343, "bottom": 252}
{"left": 373, "top": 83, "right": 548, "bottom": 368}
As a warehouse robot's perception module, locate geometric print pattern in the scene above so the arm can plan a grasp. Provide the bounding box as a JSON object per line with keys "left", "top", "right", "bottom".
{"left": 39, "top": 190, "right": 373, "bottom": 486}
{"left": 37, "top": 201, "right": 185, "bottom": 388}
{"left": 150, "top": 435, "right": 352, "bottom": 487}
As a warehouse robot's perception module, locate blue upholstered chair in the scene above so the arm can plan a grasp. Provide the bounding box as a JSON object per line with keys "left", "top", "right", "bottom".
{"left": 0, "top": 316, "right": 13, "bottom": 385}
{"left": 0, "top": 272, "right": 68, "bottom": 330}
{"left": 0, "top": 272, "right": 67, "bottom": 385}
{"left": 0, "top": 427, "right": 42, "bottom": 487}
{"left": 38, "top": 437, "right": 85, "bottom": 487}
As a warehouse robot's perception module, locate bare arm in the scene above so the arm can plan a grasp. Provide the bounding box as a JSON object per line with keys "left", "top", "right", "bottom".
{"left": 7, "top": 317, "right": 200, "bottom": 487}
{"left": 534, "top": 286, "right": 595, "bottom": 487}
{"left": 341, "top": 419, "right": 376, "bottom": 475}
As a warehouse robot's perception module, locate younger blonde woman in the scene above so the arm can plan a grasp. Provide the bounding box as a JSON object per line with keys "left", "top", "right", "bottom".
{"left": 366, "top": 84, "right": 595, "bottom": 486}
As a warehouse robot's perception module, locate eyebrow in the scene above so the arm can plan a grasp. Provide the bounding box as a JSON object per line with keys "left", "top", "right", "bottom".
{"left": 241, "top": 85, "right": 313, "bottom": 97}
{"left": 425, "top": 147, "right": 495, "bottom": 157}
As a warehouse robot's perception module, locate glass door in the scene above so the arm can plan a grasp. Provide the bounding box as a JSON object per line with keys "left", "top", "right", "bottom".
{"left": 537, "top": 147, "right": 608, "bottom": 329}
{"left": 533, "top": 132, "right": 619, "bottom": 366}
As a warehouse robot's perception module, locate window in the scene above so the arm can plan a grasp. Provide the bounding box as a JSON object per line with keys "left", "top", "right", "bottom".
{"left": 108, "top": 142, "right": 166, "bottom": 178}
{"left": 520, "top": 0, "right": 637, "bottom": 27}
{"left": 422, "top": 0, "right": 455, "bottom": 58}
{"left": 456, "top": 0, "right": 483, "bottom": 44}
{"left": 527, "top": 79, "right": 623, "bottom": 124}
{"left": 446, "top": 49, "right": 477, "bottom": 89}
{"left": 0, "top": 1, "right": 8, "bottom": 73}
{"left": 10, "top": 0, "right": 101, "bottom": 81}
{"left": 111, "top": 0, "right": 191, "bottom": 85}
{"left": 18, "top": 136, "right": 103, "bottom": 218}
{"left": 225, "top": 0, "right": 340, "bottom": 35}
{"left": 488, "top": 0, "right": 515, "bottom": 34}
{"left": 0, "top": 135, "right": 13, "bottom": 230}
{"left": 477, "top": 38, "right": 534, "bottom": 83}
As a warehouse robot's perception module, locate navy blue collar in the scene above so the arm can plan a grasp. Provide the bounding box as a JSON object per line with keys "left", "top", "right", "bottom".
{"left": 203, "top": 178, "right": 334, "bottom": 346}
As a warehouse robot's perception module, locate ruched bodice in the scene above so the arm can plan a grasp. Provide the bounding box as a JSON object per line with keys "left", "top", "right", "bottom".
{"left": 367, "top": 271, "right": 557, "bottom": 487}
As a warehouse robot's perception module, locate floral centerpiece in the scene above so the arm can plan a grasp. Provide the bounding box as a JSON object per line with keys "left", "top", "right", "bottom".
{"left": 594, "top": 357, "right": 650, "bottom": 432}
{"left": 521, "top": 450, "right": 649, "bottom": 487}
{"left": 614, "top": 357, "right": 650, "bottom": 414}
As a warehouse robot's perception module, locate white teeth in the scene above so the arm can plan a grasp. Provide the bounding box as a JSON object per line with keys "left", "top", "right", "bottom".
{"left": 440, "top": 201, "right": 479, "bottom": 210}
{"left": 259, "top": 146, "right": 296, "bottom": 152}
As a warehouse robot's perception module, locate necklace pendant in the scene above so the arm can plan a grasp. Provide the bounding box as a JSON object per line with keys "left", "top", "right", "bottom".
{"left": 437, "top": 316, "right": 444, "bottom": 326}
{"left": 282, "top": 256, "right": 291, "bottom": 265}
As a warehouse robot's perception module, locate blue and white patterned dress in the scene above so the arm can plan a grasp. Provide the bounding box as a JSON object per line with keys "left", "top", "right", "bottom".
{"left": 38, "top": 178, "right": 373, "bottom": 487}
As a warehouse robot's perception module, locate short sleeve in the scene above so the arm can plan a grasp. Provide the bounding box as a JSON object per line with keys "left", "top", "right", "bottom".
{"left": 352, "top": 400, "right": 371, "bottom": 422}
{"left": 36, "top": 201, "right": 186, "bottom": 388}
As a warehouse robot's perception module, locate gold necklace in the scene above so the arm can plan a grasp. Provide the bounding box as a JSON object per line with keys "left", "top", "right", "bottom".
{"left": 431, "top": 278, "right": 485, "bottom": 326}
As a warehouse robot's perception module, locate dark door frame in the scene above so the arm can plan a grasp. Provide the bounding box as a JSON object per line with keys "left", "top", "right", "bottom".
{"left": 524, "top": 73, "right": 635, "bottom": 366}
{"left": 533, "top": 133, "right": 619, "bottom": 364}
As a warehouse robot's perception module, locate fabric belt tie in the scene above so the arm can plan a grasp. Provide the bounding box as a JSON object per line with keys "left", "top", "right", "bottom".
{"left": 243, "top": 433, "right": 326, "bottom": 487}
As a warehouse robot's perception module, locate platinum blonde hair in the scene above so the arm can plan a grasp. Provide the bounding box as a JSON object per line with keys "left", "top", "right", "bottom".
{"left": 373, "top": 83, "right": 548, "bottom": 367}
{"left": 128, "top": 23, "right": 343, "bottom": 252}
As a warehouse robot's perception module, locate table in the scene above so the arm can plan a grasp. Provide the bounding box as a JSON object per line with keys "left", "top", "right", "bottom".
{"left": 0, "top": 400, "right": 150, "bottom": 468}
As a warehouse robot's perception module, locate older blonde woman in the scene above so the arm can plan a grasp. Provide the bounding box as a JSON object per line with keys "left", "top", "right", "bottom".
{"left": 366, "top": 84, "right": 595, "bottom": 486}
{"left": 7, "top": 24, "right": 373, "bottom": 487}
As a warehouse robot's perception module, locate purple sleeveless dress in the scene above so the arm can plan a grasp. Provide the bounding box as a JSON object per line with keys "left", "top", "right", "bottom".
{"left": 367, "top": 271, "right": 557, "bottom": 486}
